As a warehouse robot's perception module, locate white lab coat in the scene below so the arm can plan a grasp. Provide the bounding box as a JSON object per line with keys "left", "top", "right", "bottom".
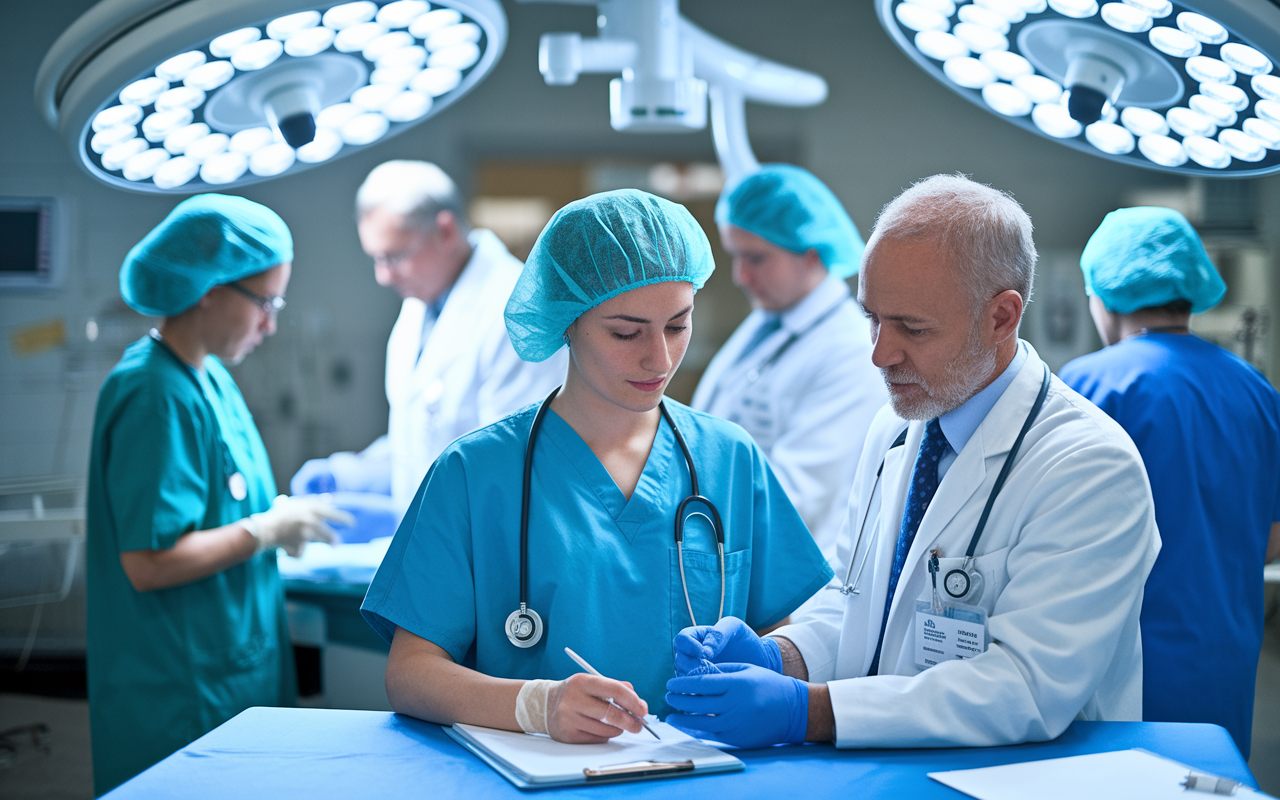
{"left": 692, "top": 276, "right": 886, "bottom": 562}
{"left": 385, "top": 229, "right": 566, "bottom": 507}
{"left": 774, "top": 345, "right": 1161, "bottom": 748}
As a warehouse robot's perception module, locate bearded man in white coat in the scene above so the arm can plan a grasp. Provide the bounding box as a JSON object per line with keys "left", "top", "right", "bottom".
{"left": 663, "top": 174, "right": 1160, "bottom": 750}
{"left": 693, "top": 165, "right": 885, "bottom": 565}
{"left": 292, "top": 161, "right": 566, "bottom": 520}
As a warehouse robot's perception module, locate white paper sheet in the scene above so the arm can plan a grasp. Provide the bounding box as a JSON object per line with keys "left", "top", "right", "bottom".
{"left": 451, "top": 719, "right": 741, "bottom": 785}
{"left": 929, "top": 749, "right": 1272, "bottom": 800}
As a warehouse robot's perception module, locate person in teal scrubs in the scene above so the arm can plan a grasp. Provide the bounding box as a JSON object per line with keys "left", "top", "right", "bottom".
{"left": 86, "top": 194, "right": 349, "bottom": 794}
{"left": 361, "top": 189, "right": 833, "bottom": 743}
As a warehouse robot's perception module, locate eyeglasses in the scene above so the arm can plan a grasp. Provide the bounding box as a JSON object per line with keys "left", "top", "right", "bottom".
{"left": 227, "top": 282, "right": 286, "bottom": 315}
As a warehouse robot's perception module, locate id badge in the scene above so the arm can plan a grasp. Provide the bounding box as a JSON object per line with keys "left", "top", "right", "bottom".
{"left": 913, "top": 598, "right": 988, "bottom": 670}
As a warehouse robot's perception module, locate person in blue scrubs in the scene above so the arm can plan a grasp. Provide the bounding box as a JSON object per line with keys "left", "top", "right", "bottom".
{"left": 361, "top": 189, "right": 833, "bottom": 743}
{"left": 86, "top": 195, "right": 349, "bottom": 793}
{"left": 1059, "top": 207, "right": 1280, "bottom": 758}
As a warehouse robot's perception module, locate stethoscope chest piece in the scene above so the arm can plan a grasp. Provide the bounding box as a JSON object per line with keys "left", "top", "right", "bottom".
{"left": 228, "top": 472, "right": 247, "bottom": 502}
{"left": 505, "top": 605, "right": 543, "bottom": 648}
{"left": 943, "top": 566, "right": 984, "bottom": 604}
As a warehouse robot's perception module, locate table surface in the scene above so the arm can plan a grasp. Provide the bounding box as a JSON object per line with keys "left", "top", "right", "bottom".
{"left": 104, "top": 707, "right": 1257, "bottom": 799}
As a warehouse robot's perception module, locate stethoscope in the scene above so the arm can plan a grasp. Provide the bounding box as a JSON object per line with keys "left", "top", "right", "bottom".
{"left": 505, "top": 389, "right": 726, "bottom": 648}
{"left": 840, "top": 364, "right": 1052, "bottom": 604}
{"left": 700, "top": 298, "right": 851, "bottom": 411}
{"left": 149, "top": 328, "right": 248, "bottom": 502}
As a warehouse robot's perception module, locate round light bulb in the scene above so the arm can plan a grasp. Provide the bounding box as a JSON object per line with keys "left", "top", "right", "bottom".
{"left": 323, "top": 2, "right": 378, "bottom": 31}
{"left": 1219, "top": 44, "right": 1272, "bottom": 77}
{"left": 156, "top": 51, "right": 206, "bottom": 83}
{"left": 93, "top": 105, "right": 143, "bottom": 132}
{"left": 250, "top": 143, "right": 297, "bottom": 176}
{"left": 154, "top": 86, "right": 205, "bottom": 113}
{"left": 1219, "top": 129, "right": 1266, "bottom": 162}
{"left": 383, "top": 90, "right": 432, "bottom": 122}
{"left": 210, "top": 28, "right": 261, "bottom": 59}
{"left": 1253, "top": 75, "right": 1280, "bottom": 103}
{"left": 123, "top": 148, "right": 170, "bottom": 181}
{"left": 351, "top": 83, "right": 401, "bottom": 111}
{"left": 1100, "top": 3, "right": 1151, "bottom": 33}
{"left": 896, "top": 3, "right": 950, "bottom": 33}
{"left": 975, "top": 0, "right": 1024, "bottom": 24}
{"left": 184, "top": 61, "right": 235, "bottom": 92}
{"left": 1013, "top": 74, "right": 1063, "bottom": 104}
{"left": 980, "top": 50, "right": 1033, "bottom": 81}
{"left": 231, "top": 39, "right": 284, "bottom": 71}
{"left": 184, "top": 133, "right": 230, "bottom": 164}
{"left": 377, "top": 0, "right": 431, "bottom": 29}
{"left": 410, "top": 67, "right": 462, "bottom": 96}
{"left": 200, "top": 151, "right": 250, "bottom": 185}
{"left": 1257, "top": 99, "right": 1280, "bottom": 126}
{"left": 1137, "top": 134, "right": 1187, "bottom": 166}
{"left": 285, "top": 28, "right": 336, "bottom": 58}
{"left": 91, "top": 125, "right": 137, "bottom": 153}
{"left": 906, "top": 0, "right": 958, "bottom": 15}
{"left": 230, "top": 127, "right": 277, "bottom": 153}
{"left": 335, "top": 22, "right": 387, "bottom": 53}
{"left": 1188, "top": 94, "right": 1236, "bottom": 127}
{"left": 378, "top": 45, "right": 428, "bottom": 70}
{"left": 1120, "top": 106, "right": 1168, "bottom": 136}
{"left": 372, "top": 65, "right": 421, "bottom": 87}
{"left": 958, "top": 5, "right": 1010, "bottom": 34}
{"left": 428, "top": 43, "right": 481, "bottom": 70}
{"left": 1121, "top": 0, "right": 1170, "bottom": 17}
{"left": 1048, "top": 0, "right": 1098, "bottom": 19}
{"left": 944, "top": 56, "right": 996, "bottom": 89}
{"left": 1166, "top": 106, "right": 1216, "bottom": 138}
{"left": 317, "top": 102, "right": 362, "bottom": 129}
{"left": 1199, "top": 82, "right": 1248, "bottom": 112}
{"left": 1176, "top": 12, "right": 1227, "bottom": 45}
{"left": 268, "top": 11, "right": 321, "bottom": 41}
{"left": 1182, "top": 135, "right": 1230, "bottom": 168}
{"left": 153, "top": 156, "right": 199, "bottom": 189}
{"left": 341, "top": 113, "right": 390, "bottom": 145}
{"left": 1032, "top": 102, "right": 1083, "bottom": 137}
{"left": 364, "top": 31, "right": 415, "bottom": 62}
{"left": 1018, "top": 0, "right": 1048, "bottom": 11}
{"left": 163, "top": 122, "right": 211, "bottom": 155}
{"left": 915, "top": 31, "right": 969, "bottom": 62}
{"left": 119, "top": 77, "right": 168, "bottom": 107}
{"left": 409, "top": 9, "right": 463, "bottom": 39}
{"left": 141, "top": 109, "right": 193, "bottom": 142}
{"left": 1184, "top": 56, "right": 1235, "bottom": 85}
{"left": 102, "top": 138, "right": 148, "bottom": 170}
{"left": 1243, "top": 118, "right": 1280, "bottom": 149}
{"left": 1085, "top": 121, "right": 1135, "bottom": 154}
{"left": 953, "top": 22, "right": 1008, "bottom": 54}
{"left": 982, "top": 82, "right": 1032, "bottom": 116}
{"left": 1149, "top": 27, "right": 1200, "bottom": 58}
{"left": 296, "top": 128, "right": 343, "bottom": 163}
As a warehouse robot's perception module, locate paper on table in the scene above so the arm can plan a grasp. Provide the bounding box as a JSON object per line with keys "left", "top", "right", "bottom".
{"left": 450, "top": 718, "right": 742, "bottom": 785}
{"left": 929, "top": 749, "right": 1272, "bottom": 800}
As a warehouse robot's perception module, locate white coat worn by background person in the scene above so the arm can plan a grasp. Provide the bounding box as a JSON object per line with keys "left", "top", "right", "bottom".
{"left": 775, "top": 346, "right": 1161, "bottom": 748}
{"left": 386, "top": 229, "right": 566, "bottom": 508}
{"left": 692, "top": 275, "right": 887, "bottom": 564}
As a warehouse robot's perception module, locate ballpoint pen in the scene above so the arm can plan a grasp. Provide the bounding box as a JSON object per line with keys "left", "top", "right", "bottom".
{"left": 563, "top": 647, "right": 661, "bottom": 741}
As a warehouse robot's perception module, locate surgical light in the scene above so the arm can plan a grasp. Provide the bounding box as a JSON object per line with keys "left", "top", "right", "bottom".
{"left": 877, "top": 0, "right": 1280, "bottom": 176}
{"left": 528, "top": 0, "right": 829, "bottom": 186}
{"left": 36, "top": 0, "right": 506, "bottom": 193}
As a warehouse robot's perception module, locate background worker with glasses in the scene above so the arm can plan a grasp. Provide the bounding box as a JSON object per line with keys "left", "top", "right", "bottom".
{"left": 85, "top": 194, "right": 351, "bottom": 794}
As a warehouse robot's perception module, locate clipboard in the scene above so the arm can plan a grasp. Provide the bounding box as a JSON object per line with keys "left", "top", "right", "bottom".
{"left": 444, "top": 720, "right": 744, "bottom": 789}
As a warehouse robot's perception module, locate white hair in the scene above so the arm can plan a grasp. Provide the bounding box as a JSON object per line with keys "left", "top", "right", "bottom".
{"left": 865, "top": 174, "right": 1036, "bottom": 312}
{"left": 355, "top": 160, "right": 469, "bottom": 233}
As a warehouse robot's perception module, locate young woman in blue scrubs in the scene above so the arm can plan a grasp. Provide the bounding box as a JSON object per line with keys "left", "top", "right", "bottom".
{"left": 86, "top": 195, "right": 348, "bottom": 793}
{"left": 361, "top": 190, "right": 833, "bottom": 743}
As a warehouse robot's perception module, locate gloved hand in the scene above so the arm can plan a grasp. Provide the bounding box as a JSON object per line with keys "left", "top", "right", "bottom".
{"left": 326, "top": 492, "right": 403, "bottom": 544}
{"left": 515, "top": 674, "right": 648, "bottom": 744}
{"left": 673, "top": 616, "right": 783, "bottom": 676}
{"left": 291, "top": 458, "right": 338, "bottom": 496}
{"left": 665, "top": 663, "right": 808, "bottom": 749}
{"left": 241, "top": 495, "right": 353, "bottom": 557}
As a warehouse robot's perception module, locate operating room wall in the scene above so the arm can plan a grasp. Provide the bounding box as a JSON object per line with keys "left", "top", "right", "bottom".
{"left": 4, "top": 0, "right": 1280, "bottom": 496}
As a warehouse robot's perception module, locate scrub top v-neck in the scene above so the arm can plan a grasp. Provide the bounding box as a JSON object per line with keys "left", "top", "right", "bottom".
{"left": 363, "top": 399, "right": 832, "bottom": 716}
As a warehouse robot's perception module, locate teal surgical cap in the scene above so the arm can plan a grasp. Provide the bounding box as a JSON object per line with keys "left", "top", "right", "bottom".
{"left": 505, "top": 188, "right": 714, "bottom": 363}
{"left": 1081, "top": 206, "right": 1225, "bottom": 315}
{"left": 120, "top": 193, "right": 293, "bottom": 317}
{"left": 715, "top": 164, "right": 864, "bottom": 279}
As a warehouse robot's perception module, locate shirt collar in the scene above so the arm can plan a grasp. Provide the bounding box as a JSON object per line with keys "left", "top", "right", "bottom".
{"left": 938, "top": 340, "right": 1029, "bottom": 456}
{"left": 778, "top": 274, "right": 851, "bottom": 333}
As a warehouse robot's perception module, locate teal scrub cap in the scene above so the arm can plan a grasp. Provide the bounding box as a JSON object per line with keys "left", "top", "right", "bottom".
{"left": 505, "top": 188, "right": 714, "bottom": 363}
{"left": 715, "top": 164, "right": 864, "bottom": 279}
{"left": 1081, "top": 206, "right": 1226, "bottom": 315}
{"left": 120, "top": 193, "right": 293, "bottom": 317}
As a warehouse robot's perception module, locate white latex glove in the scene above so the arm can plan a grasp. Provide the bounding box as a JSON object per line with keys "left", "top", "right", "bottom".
{"left": 241, "top": 495, "right": 352, "bottom": 557}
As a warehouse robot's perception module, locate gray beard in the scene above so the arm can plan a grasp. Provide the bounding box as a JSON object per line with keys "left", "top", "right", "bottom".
{"left": 881, "top": 328, "right": 998, "bottom": 421}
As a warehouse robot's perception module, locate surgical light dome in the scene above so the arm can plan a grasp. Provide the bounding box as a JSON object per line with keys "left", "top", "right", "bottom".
{"left": 36, "top": 0, "right": 506, "bottom": 193}
{"left": 877, "top": 0, "right": 1280, "bottom": 176}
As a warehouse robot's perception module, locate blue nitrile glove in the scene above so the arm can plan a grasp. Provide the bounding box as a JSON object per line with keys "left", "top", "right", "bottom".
{"left": 291, "top": 458, "right": 338, "bottom": 495}
{"left": 326, "top": 492, "right": 403, "bottom": 544}
{"left": 665, "top": 663, "right": 808, "bottom": 749}
{"left": 673, "top": 616, "right": 783, "bottom": 676}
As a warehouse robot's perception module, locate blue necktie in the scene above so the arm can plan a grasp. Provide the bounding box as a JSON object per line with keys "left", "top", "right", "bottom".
{"left": 868, "top": 418, "right": 950, "bottom": 676}
{"left": 733, "top": 314, "right": 782, "bottom": 364}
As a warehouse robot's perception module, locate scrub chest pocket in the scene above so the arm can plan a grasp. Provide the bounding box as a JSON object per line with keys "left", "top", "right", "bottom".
{"left": 669, "top": 547, "right": 750, "bottom": 634}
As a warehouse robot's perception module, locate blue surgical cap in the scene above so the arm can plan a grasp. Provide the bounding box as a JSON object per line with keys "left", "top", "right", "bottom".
{"left": 715, "top": 164, "right": 864, "bottom": 278}
{"left": 1081, "top": 207, "right": 1225, "bottom": 315}
{"left": 505, "top": 189, "right": 714, "bottom": 363}
{"left": 120, "top": 193, "right": 293, "bottom": 317}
